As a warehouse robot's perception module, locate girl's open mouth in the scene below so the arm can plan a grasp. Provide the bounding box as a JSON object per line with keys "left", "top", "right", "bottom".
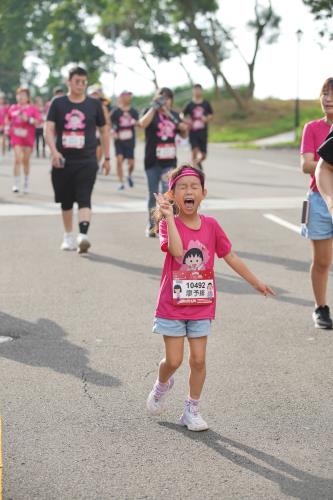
{"left": 184, "top": 198, "right": 195, "bottom": 209}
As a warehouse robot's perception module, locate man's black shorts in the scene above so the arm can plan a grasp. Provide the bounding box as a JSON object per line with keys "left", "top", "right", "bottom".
{"left": 189, "top": 130, "right": 208, "bottom": 154}
{"left": 51, "top": 159, "right": 98, "bottom": 210}
{"left": 115, "top": 139, "right": 135, "bottom": 159}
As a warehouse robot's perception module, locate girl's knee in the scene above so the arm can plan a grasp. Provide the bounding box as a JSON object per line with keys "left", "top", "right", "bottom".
{"left": 164, "top": 357, "right": 183, "bottom": 371}
{"left": 189, "top": 356, "right": 206, "bottom": 371}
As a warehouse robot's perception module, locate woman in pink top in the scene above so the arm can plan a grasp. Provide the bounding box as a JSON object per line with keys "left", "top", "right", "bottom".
{"left": 300, "top": 78, "right": 333, "bottom": 329}
{"left": 146, "top": 164, "right": 274, "bottom": 431}
{"left": 7, "top": 87, "right": 41, "bottom": 193}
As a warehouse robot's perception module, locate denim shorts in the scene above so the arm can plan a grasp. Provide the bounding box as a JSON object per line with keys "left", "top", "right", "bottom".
{"left": 301, "top": 191, "right": 333, "bottom": 240}
{"left": 153, "top": 317, "right": 211, "bottom": 338}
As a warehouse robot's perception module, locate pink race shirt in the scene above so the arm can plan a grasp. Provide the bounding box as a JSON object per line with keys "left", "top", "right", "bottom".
{"left": 155, "top": 215, "right": 232, "bottom": 320}
{"left": 300, "top": 119, "right": 331, "bottom": 192}
{"left": 8, "top": 104, "right": 41, "bottom": 148}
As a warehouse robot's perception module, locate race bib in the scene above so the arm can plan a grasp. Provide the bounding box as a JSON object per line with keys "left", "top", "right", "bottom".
{"left": 156, "top": 143, "right": 176, "bottom": 160}
{"left": 13, "top": 127, "right": 28, "bottom": 138}
{"left": 118, "top": 129, "right": 133, "bottom": 141}
{"left": 192, "top": 119, "right": 205, "bottom": 131}
{"left": 172, "top": 270, "right": 215, "bottom": 305}
{"left": 62, "top": 131, "right": 85, "bottom": 149}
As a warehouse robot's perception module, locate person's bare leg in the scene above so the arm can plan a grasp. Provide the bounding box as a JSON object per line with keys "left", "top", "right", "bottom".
{"left": 13, "top": 145, "right": 22, "bottom": 177}
{"left": 116, "top": 155, "right": 124, "bottom": 184}
{"left": 316, "top": 160, "right": 333, "bottom": 218}
{"left": 128, "top": 158, "right": 135, "bottom": 177}
{"left": 62, "top": 209, "right": 74, "bottom": 233}
{"left": 191, "top": 147, "right": 200, "bottom": 167}
{"left": 310, "top": 239, "right": 333, "bottom": 307}
{"left": 22, "top": 147, "right": 32, "bottom": 176}
{"left": 158, "top": 336, "right": 184, "bottom": 383}
{"left": 188, "top": 336, "right": 207, "bottom": 400}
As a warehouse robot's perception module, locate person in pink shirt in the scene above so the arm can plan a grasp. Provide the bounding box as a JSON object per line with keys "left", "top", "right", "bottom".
{"left": 0, "top": 94, "right": 10, "bottom": 156}
{"left": 300, "top": 78, "right": 333, "bottom": 330}
{"left": 7, "top": 87, "right": 42, "bottom": 193}
{"left": 146, "top": 164, "right": 274, "bottom": 431}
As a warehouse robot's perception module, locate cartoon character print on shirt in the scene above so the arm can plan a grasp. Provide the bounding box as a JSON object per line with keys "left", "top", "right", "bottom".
{"left": 64, "top": 109, "right": 85, "bottom": 130}
{"left": 157, "top": 115, "right": 176, "bottom": 141}
{"left": 192, "top": 106, "right": 205, "bottom": 130}
{"left": 119, "top": 113, "right": 136, "bottom": 128}
{"left": 176, "top": 240, "right": 210, "bottom": 271}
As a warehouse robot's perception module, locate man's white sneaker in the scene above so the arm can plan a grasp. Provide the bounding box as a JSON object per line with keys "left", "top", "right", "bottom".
{"left": 180, "top": 403, "right": 209, "bottom": 431}
{"left": 12, "top": 186, "right": 19, "bottom": 193}
{"left": 146, "top": 376, "right": 174, "bottom": 416}
{"left": 77, "top": 233, "right": 91, "bottom": 254}
{"left": 60, "top": 233, "right": 76, "bottom": 251}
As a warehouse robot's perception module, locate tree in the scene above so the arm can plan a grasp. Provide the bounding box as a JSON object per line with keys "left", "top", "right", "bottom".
{"left": 303, "top": 0, "right": 333, "bottom": 40}
{"left": 0, "top": 0, "right": 36, "bottom": 96}
{"left": 222, "top": 0, "right": 281, "bottom": 98}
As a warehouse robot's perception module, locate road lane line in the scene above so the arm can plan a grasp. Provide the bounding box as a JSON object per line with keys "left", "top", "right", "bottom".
{"left": 249, "top": 159, "right": 298, "bottom": 172}
{"left": 0, "top": 197, "right": 304, "bottom": 217}
{"left": 264, "top": 213, "right": 301, "bottom": 234}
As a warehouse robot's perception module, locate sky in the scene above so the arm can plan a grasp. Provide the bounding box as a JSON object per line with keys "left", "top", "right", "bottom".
{"left": 33, "top": 0, "right": 333, "bottom": 100}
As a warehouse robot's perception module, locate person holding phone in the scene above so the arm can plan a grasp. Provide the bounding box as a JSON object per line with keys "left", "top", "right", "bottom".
{"left": 139, "top": 87, "right": 188, "bottom": 237}
{"left": 300, "top": 78, "right": 333, "bottom": 329}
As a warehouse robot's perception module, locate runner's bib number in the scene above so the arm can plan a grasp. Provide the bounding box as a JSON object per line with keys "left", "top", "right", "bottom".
{"left": 62, "top": 131, "right": 85, "bottom": 149}
{"left": 14, "top": 127, "right": 28, "bottom": 138}
{"left": 156, "top": 143, "right": 176, "bottom": 160}
{"left": 118, "top": 129, "right": 133, "bottom": 141}
{"left": 172, "top": 270, "right": 215, "bottom": 305}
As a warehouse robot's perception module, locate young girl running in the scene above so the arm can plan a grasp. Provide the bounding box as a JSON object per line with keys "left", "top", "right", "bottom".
{"left": 147, "top": 164, "right": 274, "bottom": 431}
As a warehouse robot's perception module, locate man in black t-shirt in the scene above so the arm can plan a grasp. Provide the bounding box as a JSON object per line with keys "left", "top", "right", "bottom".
{"left": 111, "top": 91, "right": 139, "bottom": 190}
{"left": 183, "top": 84, "right": 213, "bottom": 170}
{"left": 45, "top": 66, "right": 111, "bottom": 254}
{"left": 317, "top": 130, "right": 333, "bottom": 220}
{"left": 139, "top": 87, "right": 188, "bottom": 237}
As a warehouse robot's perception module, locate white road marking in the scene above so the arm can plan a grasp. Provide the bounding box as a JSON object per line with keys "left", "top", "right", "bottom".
{"left": 248, "top": 159, "right": 299, "bottom": 172}
{"left": 0, "top": 197, "right": 304, "bottom": 217}
{"left": 0, "top": 336, "right": 13, "bottom": 344}
{"left": 263, "top": 213, "right": 301, "bottom": 234}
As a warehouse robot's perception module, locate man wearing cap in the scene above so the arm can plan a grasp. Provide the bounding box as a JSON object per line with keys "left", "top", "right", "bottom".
{"left": 139, "top": 87, "right": 188, "bottom": 237}
{"left": 111, "top": 91, "right": 139, "bottom": 190}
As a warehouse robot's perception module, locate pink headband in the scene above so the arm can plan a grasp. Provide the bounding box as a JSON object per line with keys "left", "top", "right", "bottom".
{"left": 168, "top": 168, "right": 203, "bottom": 190}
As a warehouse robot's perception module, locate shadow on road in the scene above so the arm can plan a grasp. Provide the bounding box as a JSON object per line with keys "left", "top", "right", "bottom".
{"left": 159, "top": 422, "right": 333, "bottom": 500}
{"left": 88, "top": 253, "right": 313, "bottom": 307}
{"left": 0, "top": 312, "right": 121, "bottom": 388}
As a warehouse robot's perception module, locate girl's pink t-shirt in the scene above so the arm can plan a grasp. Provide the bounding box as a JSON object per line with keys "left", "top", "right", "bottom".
{"left": 8, "top": 104, "right": 41, "bottom": 147}
{"left": 155, "top": 214, "right": 232, "bottom": 320}
{"left": 300, "top": 119, "right": 331, "bottom": 192}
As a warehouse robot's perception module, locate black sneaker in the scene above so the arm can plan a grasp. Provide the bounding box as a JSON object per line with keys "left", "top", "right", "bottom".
{"left": 312, "top": 305, "right": 333, "bottom": 329}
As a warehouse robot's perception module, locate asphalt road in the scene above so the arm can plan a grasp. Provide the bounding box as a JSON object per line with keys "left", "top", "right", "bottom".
{"left": 0, "top": 143, "right": 332, "bottom": 500}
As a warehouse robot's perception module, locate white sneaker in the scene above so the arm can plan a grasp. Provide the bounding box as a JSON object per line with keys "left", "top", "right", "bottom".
{"left": 77, "top": 233, "right": 91, "bottom": 254}
{"left": 60, "top": 233, "right": 76, "bottom": 251}
{"left": 23, "top": 185, "right": 29, "bottom": 194}
{"left": 12, "top": 186, "right": 19, "bottom": 193}
{"left": 146, "top": 377, "right": 174, "bottom": 416}
{"left": 180, "top": 403, "right": 209, "bottom": 431}
{"left": 117, "top": 183, "right": 125, "bottom": 191}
